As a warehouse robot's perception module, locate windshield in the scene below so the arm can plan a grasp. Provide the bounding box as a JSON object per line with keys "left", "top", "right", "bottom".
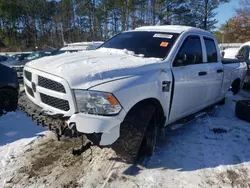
{"left": 13, "top": 54, "right": 30, "bottom": 61}
{"left": 101, "top": 31, "right": 179, "bottom": 58}
{"left": 26, "top": 52, "right": 41, "bottom": 60}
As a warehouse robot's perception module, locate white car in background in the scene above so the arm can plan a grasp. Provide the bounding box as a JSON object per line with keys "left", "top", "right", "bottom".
{"left": 55, "top": 41, "right": 104, "bottom": 54}
{"left": 228, "top": 42, "right": 250, "bottom": 86}
{"left": 221, "top": 47, "right": 239, "bottom": 59}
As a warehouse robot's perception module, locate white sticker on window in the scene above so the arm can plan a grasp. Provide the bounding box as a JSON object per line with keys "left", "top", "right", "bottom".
{"left": 153, "top": 34, "right": 173, "bottom": 39}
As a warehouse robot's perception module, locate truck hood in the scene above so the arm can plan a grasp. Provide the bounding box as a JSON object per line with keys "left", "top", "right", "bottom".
{"left": 26, "top": 48, "right": 163, "bottom": 89}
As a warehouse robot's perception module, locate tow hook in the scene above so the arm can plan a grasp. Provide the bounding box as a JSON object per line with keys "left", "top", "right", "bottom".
{"left": 67, "top": 122, "right": 93, "bottom": 160}
{"left": 72, "top": 137, "right": 93, "bottom": 161}
{"left": 72, "top": 141, "right": 92, "bottom": 156}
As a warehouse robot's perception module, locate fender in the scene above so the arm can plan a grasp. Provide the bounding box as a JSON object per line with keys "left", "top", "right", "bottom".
{"left": 90, "top": 68, "right": 173, "bottom": 124}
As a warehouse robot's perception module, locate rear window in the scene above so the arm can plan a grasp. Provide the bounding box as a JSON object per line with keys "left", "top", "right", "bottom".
{"left": 101, "top": 31, "right": 179, "bottom": 59}
{"left": 204, "top": 38, "right": 218, "bottom": 62}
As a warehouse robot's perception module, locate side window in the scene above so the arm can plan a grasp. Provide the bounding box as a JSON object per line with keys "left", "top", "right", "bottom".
{"left": 204, "top": 38, "right": 218, "bottom": 62}
{"left": 236, "top": 46, "right": 250, "bottom": 61}
{"left": 174, "top": 36, "right": 203, "bottom": 66}
{"left": 237, "top": 47, "right": 245, "bottom": 55}
{"left": 238, "top": 47, "right": 246, "bottom": 57}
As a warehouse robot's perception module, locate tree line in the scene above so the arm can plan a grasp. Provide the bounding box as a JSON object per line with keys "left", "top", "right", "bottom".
{"left": 0, "top": 0, "right": 229, "bottom": 51}
{"left": 215, "top": 0, "right": 250, "bottom": 43}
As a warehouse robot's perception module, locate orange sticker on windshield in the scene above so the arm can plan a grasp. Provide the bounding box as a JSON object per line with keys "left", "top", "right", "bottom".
{"left": 160, "top": 42, "right": 169, "bottom": 47}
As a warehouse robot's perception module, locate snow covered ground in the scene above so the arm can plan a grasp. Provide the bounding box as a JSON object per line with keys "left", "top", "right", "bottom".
{"left": 0, "top": 91, "right": 250, "bottom": 188}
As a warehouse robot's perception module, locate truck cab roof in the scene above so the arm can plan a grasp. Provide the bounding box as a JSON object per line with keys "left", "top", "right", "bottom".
{"left": 135, "top": 25, "right": 213, "bottom": 36}
{"left": 240, "top": 41, "right": 250, "bottom": 48}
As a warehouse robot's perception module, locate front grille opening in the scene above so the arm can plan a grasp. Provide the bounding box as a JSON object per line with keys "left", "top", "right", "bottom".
{"left": 24, "top": 71, "right": 32, "bottom": 81}
{"left": 38, "top": 76, "right": 66, "bottom": 93}
{"left": 25, "top": 84, "right": 34, "bottom": 97}
{"left": 40, "top": 93, "right": 69, "bottom": 111}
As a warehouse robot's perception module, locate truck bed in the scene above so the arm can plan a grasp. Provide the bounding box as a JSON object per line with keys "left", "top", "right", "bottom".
{"left": 222, "top": 58, "right": 243, "bottom": 64}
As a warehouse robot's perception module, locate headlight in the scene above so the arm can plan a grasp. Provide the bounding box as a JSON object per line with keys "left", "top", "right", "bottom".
{"left": 11, "top": 66, "right": 24, "bottom": 72}
{"left": 74, "top": 90, "right": 122, "bottom": 115}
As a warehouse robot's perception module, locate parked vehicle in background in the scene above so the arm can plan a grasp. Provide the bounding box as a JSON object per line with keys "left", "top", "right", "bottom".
{"left": 25, "top": 50, "right": 53, "bottom": 61}
{"left": 0, "top": 63, "right": 19, "bottom": 114}
{"left": 221, "top": 47, "right": 239, "bottom": 59}
{"left": 2, "top": 50, "right": 54, "bottom": 80}
{"left": 86, "top": 42, "right": 104, "bottom": 50}
{"left": 54, "top": 41, "right": 104, "bottom": 55}
{"left": 20, "top": 25, "right": 247, "bottom": 163}
{"left": 11, "top": 53, "right": 31, "bottom": 61}
{"left": 230, "top": 42, "right": 250, "bottom": 87}
{"left": 0, "top": 55, "right": 14, "bottom": 63}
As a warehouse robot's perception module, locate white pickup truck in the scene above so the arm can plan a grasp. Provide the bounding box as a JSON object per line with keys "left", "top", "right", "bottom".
{"left": 20, "top": 25, "right": 247, "bottom": 162}
{"left": 231, "top": 42, "right": 250, "bottom": 86}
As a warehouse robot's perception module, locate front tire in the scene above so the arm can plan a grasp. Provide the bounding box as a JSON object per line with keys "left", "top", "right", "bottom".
{"left": 0, "top": 88, "right": 18, "bottom": 115}
{"left": 139, "top": 114, "right": 159, "bottom": 157}
{"left": 111, "top": 103, "right": 157, "bottom": 163}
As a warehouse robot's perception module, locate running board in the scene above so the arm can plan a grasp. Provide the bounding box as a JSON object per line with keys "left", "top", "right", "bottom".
{"left": 169, "top": 111, "right": 207, "bottom": 131}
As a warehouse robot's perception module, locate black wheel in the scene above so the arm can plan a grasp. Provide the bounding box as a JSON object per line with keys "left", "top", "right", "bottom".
{"left": 235, "top": 100, "right": 250, "bottom": 122}
{"left": 243, "top": 83, "right": 250, "bottom": 90}
{"left": 0, "top": 88, "right": 18, "bottom": 114}
{"left": 139, "top": 114, "right": 159, "bottom": 157}
{"left": 231, "top": 80, "right": 241, "bottom": 95}
{"left": 218, "top": 98, "right": 226, "bottom": 105}
{"left": 111, "top": 103, "right": 158, "bottom": 163}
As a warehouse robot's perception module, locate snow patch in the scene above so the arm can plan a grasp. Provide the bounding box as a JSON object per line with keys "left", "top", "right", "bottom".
{"left": 0, "top": 111, "right": 45, "bottom": 146}
{"left": 0, "top": 91, "right": 250, "bottom": 188}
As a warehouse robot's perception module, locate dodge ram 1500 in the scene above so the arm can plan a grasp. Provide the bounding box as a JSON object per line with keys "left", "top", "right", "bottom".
{"left": 19, "top": 25, "right": 247, "bottom": 162}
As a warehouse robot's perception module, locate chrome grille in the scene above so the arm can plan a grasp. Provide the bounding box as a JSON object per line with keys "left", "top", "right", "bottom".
{"left": 38, "top": 76, "right": 66, "bottom": 93}
{"left": 25, "top": 84, "right": 34, "bottom": 97}
{"left": 40, "top": 93, "right": 69, "bottom": 111}
{"left": 24, "top": 71, "right": 32, "bottom": 81}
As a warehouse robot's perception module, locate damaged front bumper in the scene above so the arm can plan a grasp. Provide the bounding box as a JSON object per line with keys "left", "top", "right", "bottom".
{"left": 19, "top": 92, "right": 125, "bottom": 146}
{"left": 67, "top": 110, "right": 126, "bottom": 146}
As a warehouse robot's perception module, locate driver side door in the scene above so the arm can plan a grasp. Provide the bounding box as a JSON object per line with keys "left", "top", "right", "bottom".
{"left": 169, "top": 35, "right": 211, "bottom": 123}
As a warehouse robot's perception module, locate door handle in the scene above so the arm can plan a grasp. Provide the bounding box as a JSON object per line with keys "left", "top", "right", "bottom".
{"left": 198, "top": 71, "right": 207, "bottom": 76}
{"left": 217, "top": 69, "right": 224, "bottom": 73}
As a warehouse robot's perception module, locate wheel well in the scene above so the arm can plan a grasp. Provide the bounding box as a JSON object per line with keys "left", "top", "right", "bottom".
{"left": 232, "top": 78, "right": 241, "bottom": 86}
{"left": 231, "top": 78, "right": 241, "bottom": 95}
{"left": 127, "top": 98, "right": 166, "bottom": 128}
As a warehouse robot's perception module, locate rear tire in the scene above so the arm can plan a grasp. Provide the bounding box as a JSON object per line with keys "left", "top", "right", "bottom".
{"left": 235, "top": 100, "right": 250, "bottom": 122}
{"left": 218, "top": 98, "right": 226, "bottom": 105}
{"left": 243, "top": 83, "right": 250, "bottom": 90}
{"left": 111, "top": 103, "right": 158, "bottom": 163}
{"left": 231, "top": 80, "right": 241, "bottom": 95}
{"left": 0, "top": 88, "right": 18, "bottom": 115}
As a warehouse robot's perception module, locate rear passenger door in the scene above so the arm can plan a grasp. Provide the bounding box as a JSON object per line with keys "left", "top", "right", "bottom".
{"left": 169, "top": 35, "right": 211, "bottom": 122}
{"left": 203, "top": 37, "right": 224, "bottom": 104}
